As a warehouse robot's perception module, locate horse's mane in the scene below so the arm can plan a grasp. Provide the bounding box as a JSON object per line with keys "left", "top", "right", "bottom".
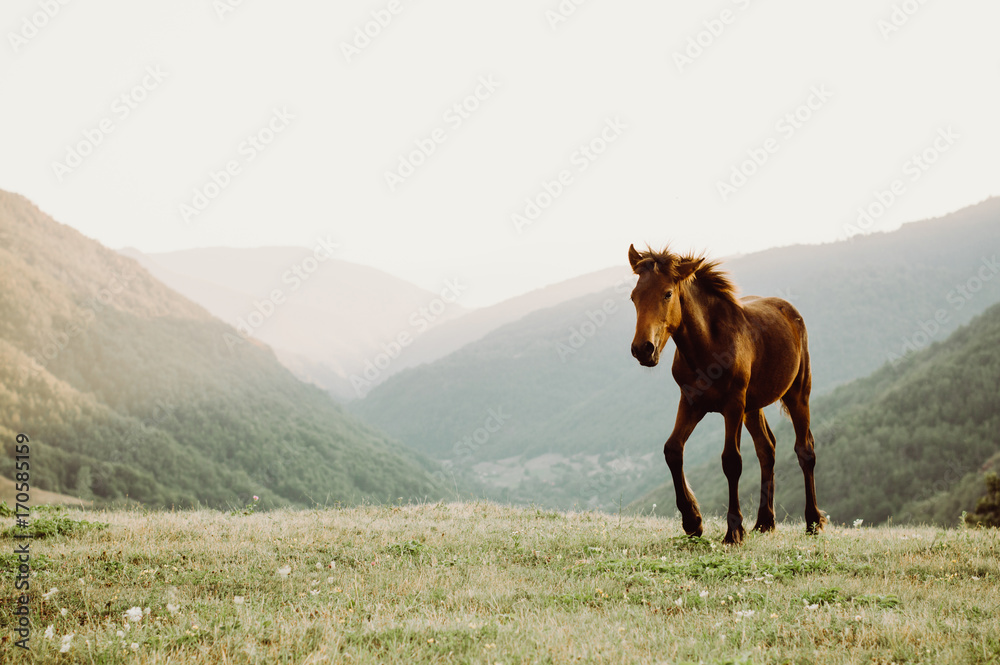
{"left": 633, "top": 246, "right": 740, "bottom": 305}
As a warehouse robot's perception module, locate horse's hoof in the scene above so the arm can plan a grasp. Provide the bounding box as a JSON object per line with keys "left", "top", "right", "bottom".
{"left": 805, "top": 512, "right": 827, "bottom": 534}
{"left": 722, "top": 519, "right": 746, "bottom": 545}
{"left": 682, "top": 518, "right": 703, "bottom": 538}
{"left": 752, "top": 521, "right": 775, "bottom": 533}
{"left": 723, "top": 524, "right": 745, "bottom": 545}
{"left": 723, "top": 513, "right": 745, "bottom": 544}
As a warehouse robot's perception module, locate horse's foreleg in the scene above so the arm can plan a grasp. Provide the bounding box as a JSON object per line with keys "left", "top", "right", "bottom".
{"left": 744, "top": 409, "right": 776, "bottom": 533}
{"left": 721, "top": 402, "right": 746, "bottom": 545}
{"left": 663, "top": 399, "right": 706, "bottom": 537}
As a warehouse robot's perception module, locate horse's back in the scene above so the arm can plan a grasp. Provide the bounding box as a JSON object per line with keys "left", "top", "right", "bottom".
{"left": 740, "top": 296, "right": 806, "bottom": 334}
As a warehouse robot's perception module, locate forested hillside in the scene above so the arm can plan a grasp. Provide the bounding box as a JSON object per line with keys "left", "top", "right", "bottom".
{"left": 0, "top": 190, "right": 443, "bottom": 508}
{"left": 352, "top": 198, "right": 1000, "bottom": 511}
{"left": 636, "top": 301, "right": 1000, "bottom": 526}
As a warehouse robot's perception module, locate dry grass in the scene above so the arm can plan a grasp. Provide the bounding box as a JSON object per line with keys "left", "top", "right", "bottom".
{"left": 2, "top": 502, "right": 999, "bottom": 664}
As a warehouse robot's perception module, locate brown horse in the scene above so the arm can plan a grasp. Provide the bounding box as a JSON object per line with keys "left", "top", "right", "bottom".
{"left": 628, "top": 244, "right": 825, "bottom": 544}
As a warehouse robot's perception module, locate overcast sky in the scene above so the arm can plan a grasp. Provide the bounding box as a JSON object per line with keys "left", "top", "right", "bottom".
{"left": 2, "top": 1, "right": 997, "bottom": 306}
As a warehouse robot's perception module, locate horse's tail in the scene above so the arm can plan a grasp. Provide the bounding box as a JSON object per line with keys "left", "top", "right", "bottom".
{"left": 798, "top": 317, "right": 812, "bottom": 400}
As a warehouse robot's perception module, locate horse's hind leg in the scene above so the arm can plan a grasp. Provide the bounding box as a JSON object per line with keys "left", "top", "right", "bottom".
{"left": 781, "top": 383, "right": 826, "bottom": 534}
{"left": 744, "top": 409, "right": 776, "bottom": 533}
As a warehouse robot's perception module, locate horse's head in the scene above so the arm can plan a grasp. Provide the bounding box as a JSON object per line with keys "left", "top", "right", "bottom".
{"left": 628, "top": 244, "right": 703, "bottom": 367}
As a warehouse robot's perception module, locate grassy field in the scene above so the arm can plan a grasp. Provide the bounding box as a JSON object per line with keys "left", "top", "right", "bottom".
{"left": 2, "top": 502, "right": 999, "bottom": 664}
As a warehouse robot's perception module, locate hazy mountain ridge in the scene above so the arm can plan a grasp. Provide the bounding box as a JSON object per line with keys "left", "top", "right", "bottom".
{"left": 0, "top": 190, "right": 443, "bottom": 507}
{"left": 120, "top": 246, "right": 470, "bottom": 400}
{"left": 351, "top": 198, "right": 1000, "bottom": 511}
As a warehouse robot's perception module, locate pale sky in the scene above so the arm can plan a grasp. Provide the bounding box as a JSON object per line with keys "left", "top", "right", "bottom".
{"left": 2, "top": 1, "right": 997, "bottom": 306}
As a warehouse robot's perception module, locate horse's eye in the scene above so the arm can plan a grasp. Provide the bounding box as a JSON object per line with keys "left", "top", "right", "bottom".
{"left": 664, "top": 291, "right": 673, "bottom": 301}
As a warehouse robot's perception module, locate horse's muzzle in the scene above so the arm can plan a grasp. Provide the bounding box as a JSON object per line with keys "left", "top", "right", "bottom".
{"left": 631, "top": 341, "right": 658, "bottom": 367}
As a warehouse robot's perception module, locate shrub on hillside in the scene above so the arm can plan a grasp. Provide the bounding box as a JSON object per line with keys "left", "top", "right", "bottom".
{"left": 965, "top": 471, "right": 1000, "bottom": 528}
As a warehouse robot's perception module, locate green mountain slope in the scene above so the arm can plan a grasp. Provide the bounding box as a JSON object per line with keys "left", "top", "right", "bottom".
{"left": 634, "top": 301, "right": 1000, "bottom": 527}
{"left": 0, "top": 190, "right": 443, "bottom": 508}
{"left": 351, "top": 199, "right": 1000, "bottom": 511}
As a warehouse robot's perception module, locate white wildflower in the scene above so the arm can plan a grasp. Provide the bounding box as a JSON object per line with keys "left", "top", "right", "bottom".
{"left": 60, "top": 633, "right": 74, "bottom": 653}
{"left": 234, "top": 596, "right": 245, "bottom": 604}
{"left": 42, "top": 587, "right": 58, "bottom": 600}
{"left": 277, "top": 565, "right": 291, "bottom": 578}
{"left": 700, "top": 590, "right": 709, "bottom": 598}
{"left": 44, "top": 625, "right": 54, "bottom": 639}
{"left": 124, "top": 607, "right": 143, "bottom": 623}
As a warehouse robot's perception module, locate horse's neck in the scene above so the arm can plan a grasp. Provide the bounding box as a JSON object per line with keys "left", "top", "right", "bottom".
{"left": 674, "top": 284, "right": 736, "bottom": 368}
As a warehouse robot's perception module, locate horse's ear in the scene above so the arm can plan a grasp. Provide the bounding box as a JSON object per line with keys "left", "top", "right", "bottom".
{"left": 675, "top": 258, "right": 703, "bottom": 281}
{"left": 628, "top": 244, "right": 643, "bottom": 272}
